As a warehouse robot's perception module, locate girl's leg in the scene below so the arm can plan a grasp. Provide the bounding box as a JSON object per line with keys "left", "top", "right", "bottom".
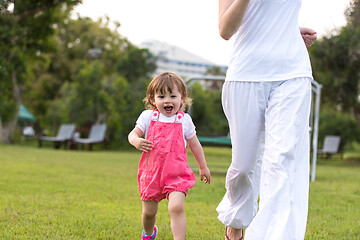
{"left": 168, "top": 191, "right": 186, "bottom": 240}
{"left": 217, "top": 81, "right": 268, "bottom": 231}
{"left": 142, "top": 200, "right": 158, "bottom": 235}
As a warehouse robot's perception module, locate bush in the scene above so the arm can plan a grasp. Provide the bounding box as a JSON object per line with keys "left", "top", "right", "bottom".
{"left": 189, "top": 83, "right": 229, "bottom": 137}
{"left": 318, "top": 107, "right": 360, "bottom": 151}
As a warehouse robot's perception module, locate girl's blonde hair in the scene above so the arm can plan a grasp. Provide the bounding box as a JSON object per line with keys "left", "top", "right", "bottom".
{"left": 144, "top": 72, "right": 192, "bottom": 111}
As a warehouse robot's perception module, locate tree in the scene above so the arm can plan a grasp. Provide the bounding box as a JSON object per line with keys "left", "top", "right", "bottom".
{"left": 206, "top": 66, "right": 226, "bottom": 76}
{"left": 310, "top": 0, "right": 360, "bottom": 127}
{"left": 205, "top": 66, "right": 226, "bottom": 90}
{"left": 0, "top": 0, "right": 81, "bottom": 142}
{"left": 25, "top": 15, "right": 156, "bottom": 144}
{"left": 190, "top": 83, "right": 228, "bottom": 137}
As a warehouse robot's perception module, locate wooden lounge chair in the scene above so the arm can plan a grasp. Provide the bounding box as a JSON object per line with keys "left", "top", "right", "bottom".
{"left": 39, "top": 124, "right": 76, "bottom": 149}
{"left": 318, "top": 135, "right": 342, "bottom": 159}
{"left": 73, "top": 123, "right": 107, "bottom": 150}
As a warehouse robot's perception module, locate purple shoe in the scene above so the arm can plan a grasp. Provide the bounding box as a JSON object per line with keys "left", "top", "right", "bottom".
{"left": 141, "top": 225, "right": 158, "bottom": 240}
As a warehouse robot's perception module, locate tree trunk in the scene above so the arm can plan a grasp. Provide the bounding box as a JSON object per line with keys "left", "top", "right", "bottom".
{"left": 0, "top": 71, "right": 21, "bottom": 143}
{"left": 0, "top": 116, "right": 18, "bottom": 143}
{"left": 351, "top": 105, "right": 360, "bottom": 130}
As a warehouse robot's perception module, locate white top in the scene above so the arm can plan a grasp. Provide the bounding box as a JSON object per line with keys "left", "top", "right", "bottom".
{"left": 225, "top": 0, "right": 313, "bottom": 82}
{"left": 135, "top": 110, "right": 196, "bottom": 146}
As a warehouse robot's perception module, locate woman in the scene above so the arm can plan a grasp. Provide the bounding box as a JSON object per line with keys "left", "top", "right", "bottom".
{"left": 216, "top": 0, "right": 317, "bottom": 239}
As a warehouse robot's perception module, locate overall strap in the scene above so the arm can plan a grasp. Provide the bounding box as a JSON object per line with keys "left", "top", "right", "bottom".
{"left": 151, "top": 110, "right": 160, "bottom": 121}
{"left": 151, "top": 110, "right": 184, "bottom": 123}
{"left": 147, "top": 110, "right": 160, "bottom": 143}
{"left": 170, "top": 111, "right": 185, "bottom": 152}
{"left": 174, "top": 111, "right": 185, "bottom": 123}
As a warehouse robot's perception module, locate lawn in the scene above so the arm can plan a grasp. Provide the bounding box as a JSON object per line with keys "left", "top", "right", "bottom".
{"left": 0, "top": 144, "right": 359, "bottom": 239}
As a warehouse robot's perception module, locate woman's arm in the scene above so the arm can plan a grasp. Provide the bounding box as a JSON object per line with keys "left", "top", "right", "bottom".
{"left": 219, "top": 0, "right": 250, "bottom": 40}
{"left": 187, "top": 135, "right": 211, "bottom": 184}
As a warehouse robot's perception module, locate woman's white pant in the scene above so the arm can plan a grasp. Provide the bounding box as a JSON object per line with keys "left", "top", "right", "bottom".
{"left": 217, "top": 78, "right": 311, "bottom": 240}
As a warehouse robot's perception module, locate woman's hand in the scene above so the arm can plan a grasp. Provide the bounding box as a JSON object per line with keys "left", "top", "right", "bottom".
{"left": 300, "top": 27, "right": 317, "bottom": 47}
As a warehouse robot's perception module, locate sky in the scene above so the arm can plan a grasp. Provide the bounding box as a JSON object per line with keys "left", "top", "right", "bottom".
{"left": 73, "top": 0, "right": 351, "bottom": 66}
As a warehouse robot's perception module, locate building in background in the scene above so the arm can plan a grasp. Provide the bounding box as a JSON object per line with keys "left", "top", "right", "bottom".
{"left": 140, "top": 39, "right": 227, "bottom": 79}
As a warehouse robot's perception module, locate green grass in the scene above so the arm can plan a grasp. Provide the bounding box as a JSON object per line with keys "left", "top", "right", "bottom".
{"left": 0, "top": 144, "right": 359, "bottom": 239}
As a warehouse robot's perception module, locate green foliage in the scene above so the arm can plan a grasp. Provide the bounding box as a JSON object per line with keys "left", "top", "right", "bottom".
{"left": 206, "top": 66, "right": 226, "bottom": 76}
{"left": 68, "top": 61, "right": 108, "bottom": 126}
{"left": 311, "top": 27, "right": 360, "bottom": 111}
{"left": 103, "top": 75, "right": 148, "bottom": 143}
{"left": 309, "top": 0, "right": 360, "bottom": 128}
{"left": 318, "top": 107, "right": 360, "bottom": 151}
{"left": 116, "top": 46, "right": 157, "bottom": 83}
{"left": 190, "top": 83, "right": 228, "bottom": 137}
{"left": 102, "top": 74, "right": 130, "bottom": 143}
{"left": 21, "top": 15, "right": 156, "bottom": 145}
{"left": 0, "top": 0, "right": 81, "bottom": 124}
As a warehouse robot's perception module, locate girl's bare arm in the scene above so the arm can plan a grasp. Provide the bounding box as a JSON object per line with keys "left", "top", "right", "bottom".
{"left": 187, "top": 135, "right": 211, "bottom": 184}
{"left": 128, "top": 127, "right": 153, "bottom": 152}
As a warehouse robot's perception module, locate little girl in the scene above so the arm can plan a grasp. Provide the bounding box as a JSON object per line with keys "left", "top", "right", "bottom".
{"left": 128, "top": 72, "right": 211, "bottom": 240}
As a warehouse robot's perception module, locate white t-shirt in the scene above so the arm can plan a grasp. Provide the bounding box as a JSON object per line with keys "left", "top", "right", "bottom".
{"left": 225, "top": 0, "right": 313, "bottom": 82}
{"left": 135, "top": 110, "right": 196, "bottom": 147}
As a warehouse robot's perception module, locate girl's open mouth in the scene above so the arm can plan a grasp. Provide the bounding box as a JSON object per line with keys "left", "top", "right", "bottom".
{"left": 164, "top": 106, "right": 173, "bottom": 112}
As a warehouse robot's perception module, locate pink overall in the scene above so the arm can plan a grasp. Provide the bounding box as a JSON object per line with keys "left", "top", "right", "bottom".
{"left": 138, "top": 110, "right": 196, "bottom": 202}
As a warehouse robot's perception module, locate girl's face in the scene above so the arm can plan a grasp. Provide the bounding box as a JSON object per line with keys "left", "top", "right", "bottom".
{"left": 153, "top": 85, "right": 184, "bottom": 117}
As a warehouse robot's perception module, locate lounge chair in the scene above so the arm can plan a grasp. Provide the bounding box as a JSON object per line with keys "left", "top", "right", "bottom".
{"left": 73, "top": 123, "right": 107, "bottom": 150}
{"left": 318, "top": 135, "right": 342, "bottom": 159}
{"left": 39, "top": 124, "right": 76, "bottom": 149}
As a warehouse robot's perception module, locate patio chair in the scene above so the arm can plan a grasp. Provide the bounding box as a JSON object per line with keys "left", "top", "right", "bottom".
{"left": 39, "top": 124, "right": 76, "bottom": 149}
{"left": 73, "top": 123, "right": 107, "bottom": 150}
{"left": 318, "top": 135, "right": 342, "bottom": 159}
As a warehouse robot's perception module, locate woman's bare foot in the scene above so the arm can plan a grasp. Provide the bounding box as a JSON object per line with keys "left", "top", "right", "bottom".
{"left": 226, "top": 226, "right": 244, "bottom": 240}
